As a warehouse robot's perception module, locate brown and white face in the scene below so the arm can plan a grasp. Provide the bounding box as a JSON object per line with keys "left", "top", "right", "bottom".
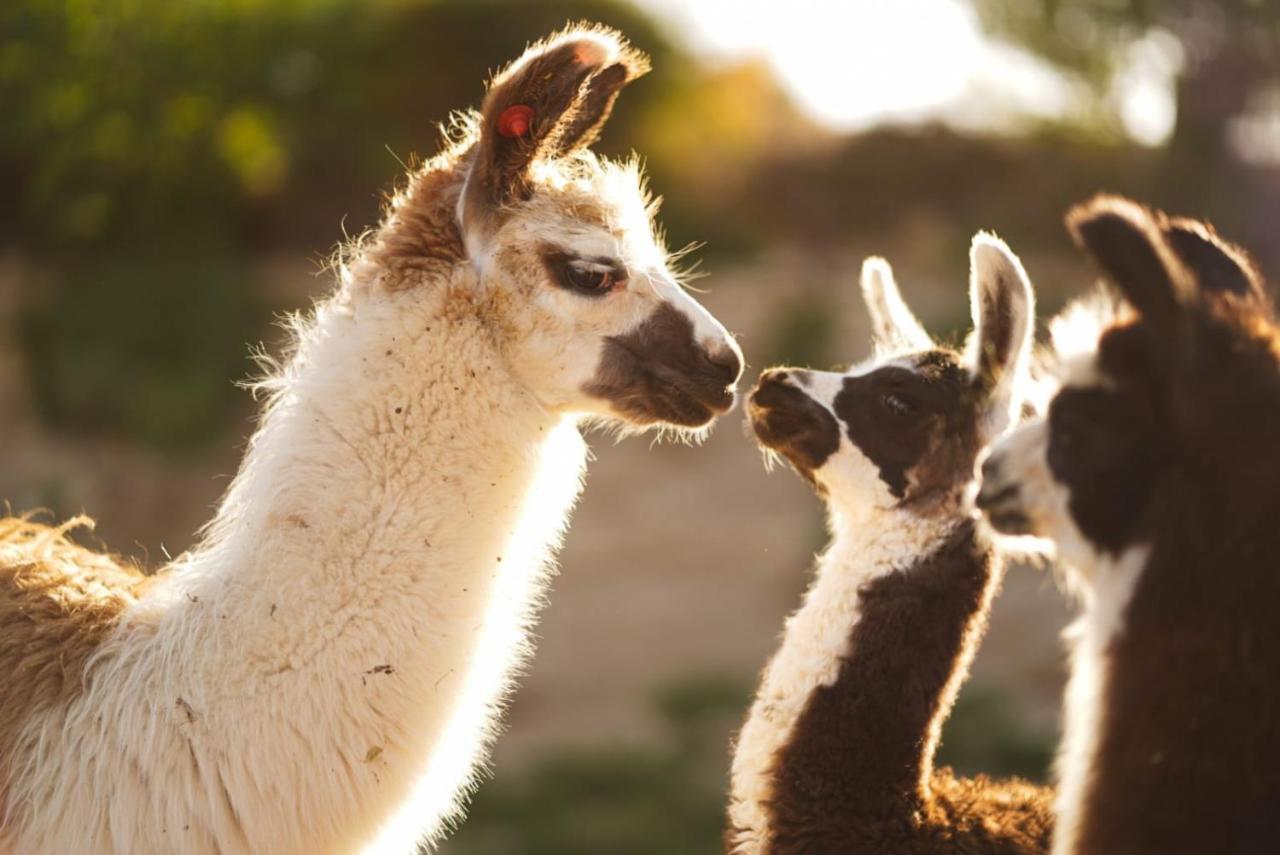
{"left": 749, "top": 235, "right": 1035, "bottom": 516}
{"left": 457, "top": 27, "right": 742, "bottom": 430}
{"left": 976, "top": 196, "right": 1275, "bottom": 577}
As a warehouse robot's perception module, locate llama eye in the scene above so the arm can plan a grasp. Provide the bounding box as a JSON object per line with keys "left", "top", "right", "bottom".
{"left": 543, "top": 248, "right": 628, "bottom": 296}
{"left": 882, "top": 392, "right": 915, "bottom": 417}
{"left": 564, "top": 263, "right": 616, "bottom": 293}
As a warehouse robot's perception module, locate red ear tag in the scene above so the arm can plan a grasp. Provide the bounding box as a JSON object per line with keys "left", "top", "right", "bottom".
{"left": 497, "top": 104, "right": 534, "bottom": 138}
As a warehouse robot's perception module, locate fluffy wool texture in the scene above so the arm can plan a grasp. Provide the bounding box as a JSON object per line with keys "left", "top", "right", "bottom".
{"left": 0, "top": 24, "right": 741, "bottom": 855}
{"left": 1, "top": 270, "right": 591, "bottom": 854}
{"left": 979, "top": 195, "right": 1280, "bottom": 853}
{"left": 726, "top": 505, "right": 960, "bottom": 853}
{"left": 1050, "top": 546, "right": 1147, "bottom": 855}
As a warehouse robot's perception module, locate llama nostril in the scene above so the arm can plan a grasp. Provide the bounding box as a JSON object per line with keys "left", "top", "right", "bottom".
{"left": 980, "top": 456, "right": 1002, "bottom": 487}
{"left": 975, "top": 455, "right": 1020, "bottom": 511}
{"left": 703, "top": 345, "right": 743, "bottom": 386}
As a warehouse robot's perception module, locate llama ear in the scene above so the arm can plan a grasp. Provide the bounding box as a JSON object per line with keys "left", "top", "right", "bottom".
{"left": 459, "top": 26, "right": 648, "bottom": 257}
{"left": 966, "top": 233, "right": 1035, "bottom": 433}
{"left": 1065, "top": 195, "right": 1195, "bottom": 330}
{"left": 1163, "top": 218, "right": 1272, "bottom": 315}
{"left": 548, "top": 53, "right": 647, "bottom": 156}
{"left": 860, "top": 257, "right": 932, "bottom": 352}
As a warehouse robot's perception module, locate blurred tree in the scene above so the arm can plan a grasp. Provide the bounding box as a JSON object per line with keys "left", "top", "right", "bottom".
{"left": 972, "top": 1, "right": 1278, "bottom": 153}
{"left": 0, "top": 0, "right": 682, "bottom": 448}
{"left": 971, "top": 0, "right": 1280, "bottom": 264}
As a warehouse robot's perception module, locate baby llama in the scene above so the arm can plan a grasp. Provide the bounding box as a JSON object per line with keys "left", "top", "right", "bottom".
{"left": 728, "top": 235, "right": 1052, "bottom": 854}
{"left": 0, "top": 25, "right": 742, "bottom": 855}
{"left": 979, "top": 196, "right": 1280, "bottom": 854}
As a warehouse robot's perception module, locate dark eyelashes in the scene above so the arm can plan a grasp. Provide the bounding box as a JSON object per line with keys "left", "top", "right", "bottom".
{"left": 542, "top": 248, "right": 628, "bottom": 297}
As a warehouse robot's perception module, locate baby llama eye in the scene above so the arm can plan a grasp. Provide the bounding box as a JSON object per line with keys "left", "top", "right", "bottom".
{"left": 882, "top": 392, "right": 914, "bottom": 416}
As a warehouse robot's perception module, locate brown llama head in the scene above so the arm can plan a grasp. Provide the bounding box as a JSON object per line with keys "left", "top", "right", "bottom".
{"left": 978, "top": 194, "right": 1280, "bottom": 573}
{"left": 748, "top": 234, "right": 1036, "bottom": 517}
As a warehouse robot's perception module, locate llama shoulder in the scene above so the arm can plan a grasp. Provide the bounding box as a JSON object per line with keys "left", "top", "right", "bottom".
{"left": 0, "top": 518, "right": 151, "bottom": 765}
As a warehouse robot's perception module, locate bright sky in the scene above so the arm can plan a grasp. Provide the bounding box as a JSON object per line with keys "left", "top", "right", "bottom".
{"left": 635, "top": 0, "right": 1179, "bottom": 144}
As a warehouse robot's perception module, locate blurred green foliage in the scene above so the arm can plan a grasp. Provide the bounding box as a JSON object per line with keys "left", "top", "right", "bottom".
{"left": 0, "top": 0, "right": 684, "bottom": 447}
{"left": 17, "top": 233, "right": 257, "bottom": 447}
{"left": 765, "top": 294, "right": 840, "bottom": 371}
{"left": 971, "top": 0, "right": 1280, "bottom": 264}
{"left": 0, "top": 0, "right": 676, "bottom": 248}
{"left": 9, "top": 0, "right": 1276, "bottom": 448}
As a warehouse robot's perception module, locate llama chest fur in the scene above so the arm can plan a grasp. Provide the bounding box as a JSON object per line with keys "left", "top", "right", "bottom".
{"left": 2, "top": 292, "right": 590, "bottom": 855}
{"left": 1051, "top": 545, "right": 1146, "bottom": 855}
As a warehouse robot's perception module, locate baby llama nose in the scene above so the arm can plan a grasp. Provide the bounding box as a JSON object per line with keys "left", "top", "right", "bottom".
{"left": 981, "top": 455, "right": 1000, "bottom": 484}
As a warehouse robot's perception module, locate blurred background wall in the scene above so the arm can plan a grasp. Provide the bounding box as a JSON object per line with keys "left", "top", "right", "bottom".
{"left": 2, "top": 1, "right": 1276, "bottom": 852}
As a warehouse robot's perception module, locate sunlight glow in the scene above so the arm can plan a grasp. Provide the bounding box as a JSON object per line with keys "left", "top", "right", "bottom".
{"left": 638, "top": 0, "right": 1178, "bottom": 144}
{"left": 1113, "top": 29, "right": 1182, "bottom": 147}
{"left": 641, "top": 0, "right": 991, "bottom": 130}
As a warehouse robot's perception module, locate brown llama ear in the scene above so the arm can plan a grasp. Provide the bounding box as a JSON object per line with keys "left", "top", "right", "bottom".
{"left": 459, "top": 25, "right": 648, "bottom": 254}
{"left": 549, "top": 57, "right": 644, "bottom": 156}
{"left": 1065, "top": 194, "right": 1195, "bottom": 332}
{"left": 1163, "top": 218, "right": 1273, "bottom": 315}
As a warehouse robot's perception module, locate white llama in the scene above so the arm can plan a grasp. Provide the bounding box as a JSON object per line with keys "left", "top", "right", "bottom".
{"left": 0, "top": 26, "right": 742, "bottom": 855}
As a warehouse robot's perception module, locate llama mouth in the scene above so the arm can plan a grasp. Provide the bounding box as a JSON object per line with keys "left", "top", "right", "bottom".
{"left": 583, "top": 302, "right": 741, "bottom": 429}
{"left": 975, "top": 484, "right": 1033, "bottom": 534}
{"left": 585, "top": 348, "right": 737, "bottom": 428}
{"left": 639, "top": 374, "right": 734, "bottom": 427}
{"left": 984, "top": 508, "right": 1033, "bottom": 535}
{"left": 747, "top": 381, "right": 839, "bottom": 473}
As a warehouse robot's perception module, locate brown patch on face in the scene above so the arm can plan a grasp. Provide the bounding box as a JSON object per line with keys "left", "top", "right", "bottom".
{"left": 834, "top": 350, "right": 983, "bottom": 507}
{"left": 0, "top": 518, "right": 151, "bottom": 801}
{"left": 751, "top": 522, "right": 1053, "bottom": 852}
{"left": 748, "top": 371, "right": 840, "bottom": 483}
{"left": 584, "top": 302, "right": 740, "bottom": 427}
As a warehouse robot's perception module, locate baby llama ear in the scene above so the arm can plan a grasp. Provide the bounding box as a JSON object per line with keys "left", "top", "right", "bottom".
{"left": 1163, "top": 217, "right": 1273, "bottom": 316}
{"left": 458, "top": 24, "right": 649, "bottom": 258}
{"left": 860, "top": 256, "right": 933, "bottom": 353}
{"left": 967, "top": 233, "right": 1035, "bottom": 435}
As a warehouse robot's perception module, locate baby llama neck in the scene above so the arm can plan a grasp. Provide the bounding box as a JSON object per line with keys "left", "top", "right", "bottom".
{"left": 729, "top": 513, "right": 1000, "bottom": 852}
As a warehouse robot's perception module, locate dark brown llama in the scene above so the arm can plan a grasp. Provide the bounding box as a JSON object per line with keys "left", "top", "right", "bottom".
{"left": 978, "top": 195, "right": 1280, "bottom": 855}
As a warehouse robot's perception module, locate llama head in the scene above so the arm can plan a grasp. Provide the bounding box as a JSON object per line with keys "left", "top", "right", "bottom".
{"left": 748, "top": 234, "right": 1035, "bottom": 519}
{"left": 450, "top": 25, "right": 741, "bottom": 429}
{"left": 977, "top": 195, "right": 1279, "bottom": 577}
